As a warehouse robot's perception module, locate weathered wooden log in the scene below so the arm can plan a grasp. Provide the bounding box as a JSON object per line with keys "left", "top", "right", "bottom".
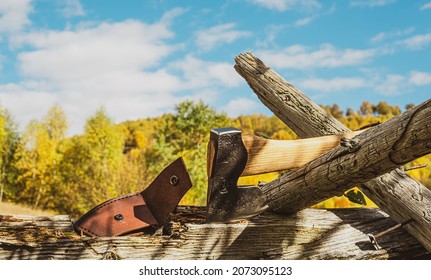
{"left": 0, "top": 207, "right": 429, "bottom": 260}
{"left": 234, "top": 51, "right": 431, "bottom": 252}
{"left": 260, "top": 99, "right": 431, "bottom": 211}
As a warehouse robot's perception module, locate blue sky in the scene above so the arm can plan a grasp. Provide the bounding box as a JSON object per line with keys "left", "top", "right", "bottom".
{"left": 0, "top": 0, "right": 430, "bottom": 135}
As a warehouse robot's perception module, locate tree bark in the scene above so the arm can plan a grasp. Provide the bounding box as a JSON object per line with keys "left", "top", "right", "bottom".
{"left": 234, "top": 51, "right": 431, "bottom": 252}
{"left": 0, "top": 208, "right": 429, "bottom": 260}
{"left": 258, "top": 98, "right": 431, "bottom": 211}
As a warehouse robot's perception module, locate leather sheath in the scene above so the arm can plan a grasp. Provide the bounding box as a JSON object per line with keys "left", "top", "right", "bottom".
{"left": 73, "top": 157, "right": 192, "bottom": 237}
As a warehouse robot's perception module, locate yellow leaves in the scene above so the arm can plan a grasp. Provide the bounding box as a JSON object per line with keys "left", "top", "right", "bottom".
{"left": 312, "top": 187, "right": 378, "bottom": 209}
{"left": 4, "top": 100, "right": 431, "bottom": 215}
{"left": 405, "top": 156, "right": 431, "bottom": 187}
{"left": 237, "top": 172, "right": 280, "bottom": 186}
{"left": 134, "top": 130, "right": 148, "bottom": 149}
{"left": 12, "top": 106, "right": 68, "bottom": 208}
{"left": 271, "top": 129, "right": 295, "bottom": 140}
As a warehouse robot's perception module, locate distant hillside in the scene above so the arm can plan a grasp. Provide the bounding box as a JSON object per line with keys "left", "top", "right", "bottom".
{"left": 0, "top": 100, "right": 429, "bottom": 218}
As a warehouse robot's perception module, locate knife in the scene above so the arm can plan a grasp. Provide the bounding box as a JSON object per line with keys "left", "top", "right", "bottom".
{"left": 73, "top": 157, "right": 192, "bottom": 237}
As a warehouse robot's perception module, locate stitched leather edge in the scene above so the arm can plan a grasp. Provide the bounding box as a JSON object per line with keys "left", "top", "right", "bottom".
{"left": 73, "top": 193, "right": 141, "bottom": 237}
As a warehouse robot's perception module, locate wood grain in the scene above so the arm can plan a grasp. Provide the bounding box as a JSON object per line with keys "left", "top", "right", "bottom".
{"left": 234, "top": 51, "right": 431, "bottom": 252}
{"left": 0, "top": 207, "right": 428, "bottom": 260}
{"left": 241, "top": 130, "right": 363, "bottom": 176}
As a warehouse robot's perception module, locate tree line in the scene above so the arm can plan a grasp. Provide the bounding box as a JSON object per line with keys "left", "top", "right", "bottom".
{"left": 0, "top": 100, "right": 429, "bottom": 218}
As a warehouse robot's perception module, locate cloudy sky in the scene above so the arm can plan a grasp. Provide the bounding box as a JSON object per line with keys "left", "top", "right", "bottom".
{"left": 0, "top": 0, "right": 430, "bottom": 135}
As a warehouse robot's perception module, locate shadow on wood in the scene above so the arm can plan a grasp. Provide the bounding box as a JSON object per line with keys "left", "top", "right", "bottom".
{"left": 1, "top": 207, "right": 429, "bottom": 260}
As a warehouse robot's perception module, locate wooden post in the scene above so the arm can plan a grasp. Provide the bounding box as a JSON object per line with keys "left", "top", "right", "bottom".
{"left": 234, "top": 51, "right": 431, "bottom": 252}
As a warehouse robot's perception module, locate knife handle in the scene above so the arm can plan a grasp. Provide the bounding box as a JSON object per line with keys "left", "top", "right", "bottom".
{"left": 241, "top": 130, "right": 364, "bottom": 176}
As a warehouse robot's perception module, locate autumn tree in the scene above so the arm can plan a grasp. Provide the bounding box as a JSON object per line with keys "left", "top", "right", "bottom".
{"left": 321, "top": 104, "right": 344, "bottom": 120}
{"left": 13, "top": 105, "right": 67, "bottom": 209}
{"left": 56, "top": 108, "right": 125, "bottom": 216}
{"left": 148, "top": 101, "right": 232, "bottom": 205}
{"left": 375, "top": 101, "right": 401, "bottom": 116}
{"left": 346, "top": 108, "right": 356, "bottom": 117}
{"left": 0, "top": 99, "right": 429, "bottom": 215}
{"left": 0, "top": 107, "right": 19, "bottom": 202}
{"left": 359, "top": 101, "right": 374, "bottom": 115}
{"left": 116, "top": 120, "right": 154, "bottom": 199}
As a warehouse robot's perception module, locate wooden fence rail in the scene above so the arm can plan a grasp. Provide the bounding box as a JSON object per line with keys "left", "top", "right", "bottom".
{"left": 0, "top": 207, "right": 429, "bottom": 260}
{"left": 234, "top": 52, "right": 431, "bottom": 252}
{"left": 1, "top": 52, "right": 430, "bottom": 260}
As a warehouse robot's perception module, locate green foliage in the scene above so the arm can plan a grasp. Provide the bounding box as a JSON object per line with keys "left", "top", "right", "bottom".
{"left": 321, "top": 104, "right": 344, "bottom": 120}
{"left": 359, "top": 101, "right": 374, "bottom": 115}
{"left": 0, "top": 106, "right": 20, "bottom": 202}
{"left": 375, "top": 101, "right": 401, "bottom": 116}
{"left": 55, "top": 108, "right": 126, "bottom": 216}
{"left": 0, "top": 99, "right": 430, "bottom": 217}
{"left": 404, "top": 156, "right": 431, "bottom": 187}
{"left": 149, "top": 101, "right": 233, "bottom": 205}
{"left": 13, "top": 106, "right": 67, "bottom": 209}
{"left": 344, "top": 189, "right": 367, "bottom": 206}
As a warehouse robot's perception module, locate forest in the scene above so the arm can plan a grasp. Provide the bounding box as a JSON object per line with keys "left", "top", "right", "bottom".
{"left": 0, "top": 100, "right": 429, "bottom": 218}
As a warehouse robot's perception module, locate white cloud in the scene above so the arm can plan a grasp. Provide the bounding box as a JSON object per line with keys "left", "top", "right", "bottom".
{"left": 14, "top": 20, "right": 178, "bottom": 81}
{"left": 299, "top": 77, "right": 367, "bottom": 92}
{"left": 296, "top": 71, "right": 431, "bottom": 99}
{"left": 258, "top": 44, "right": 376, "bottom": 69}
{"left": 195, "top": 23, "right": 251, "bottom": 51}
{"left": 250, "top": 0, "right": 322, "bottom": 12}
{"left": 168, "top": 55, "right": 242, "bottom": 89}
{"left": 350, "top": 0, "right": 396, "bottom": 7}
{"left": 369, "top": 71, "right": 431, "bottom": 96}
{"left": 396, "top": 33, "right": 431, "bottom": 50}
{"left": 0, "top": 82, "right": 59, "bottom": 131}
{"left": 160, "top": 7, "right": 188, "bottom": 24}
{"left": 223, "top": 98, "right": 261, "bottom": 117}
{"left": 294, "top": 17, "right": 314, "bottom": 27}
{"left": 375, "top": 74, "right": 406, "bottom": 96}
{"left": 370, "top": 27, "right": 415, "bottom": 43}
{"left": 370, "top": 32, "right": 386, "bottom": 43}
{"left": 420, "top": 2, "right": 431, "bottom": 10}
{"left": 61, "top": 0, "right": 85, "bottom": 18}
{"left": 256, "top": 24, "right": 287, "bottom": 48}
{"left": 1, "top": 10, "right": 244, "bottom": 135}
{"left": 0, "top": 0, "right": 32, "bottom": 33}
{"left": 409, "top": 71, "right": 431, "bottom": 85}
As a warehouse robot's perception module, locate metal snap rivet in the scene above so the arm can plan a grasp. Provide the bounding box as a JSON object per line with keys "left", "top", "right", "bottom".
{"left": 170, "top": 175, "right": 179, "bottom": 186}
{"left": 219, "top": 180, "right": 229, "bottom": 194}
{"left": 114, "top": 214, "right": 124, "bottom": 222}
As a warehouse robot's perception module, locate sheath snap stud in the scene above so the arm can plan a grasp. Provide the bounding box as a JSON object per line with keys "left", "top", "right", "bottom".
{"left": 114, "top": 213, "right": 124, "bottom": 222}
{"left": 170, "top": 175, "right": 179, "bottom": 186}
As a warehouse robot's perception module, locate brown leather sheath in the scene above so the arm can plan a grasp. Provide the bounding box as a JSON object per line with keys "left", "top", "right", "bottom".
{"left": 73, "top": 157, "right": 192, "bottom": 237}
